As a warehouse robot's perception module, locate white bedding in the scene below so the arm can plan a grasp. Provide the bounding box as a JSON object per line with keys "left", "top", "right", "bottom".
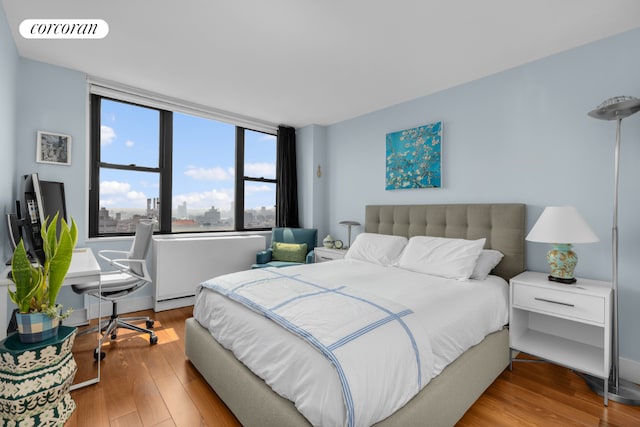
{"left": 193, "top": 259, "right": 509, "bottom": 427}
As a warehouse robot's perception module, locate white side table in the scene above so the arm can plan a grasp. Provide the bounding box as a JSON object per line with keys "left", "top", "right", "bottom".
{"left": 509, "top": 271, "right": 612, "bottom": 405}
{"left": 314, "top": 247, "right": 347, "bottom": 262}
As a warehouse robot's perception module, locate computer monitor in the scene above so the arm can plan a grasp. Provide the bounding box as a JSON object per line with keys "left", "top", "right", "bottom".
{"left": 39, "top": 180, "right": 68, "bottom": 230}
{"left": 21, "top": 173, "right": 46, "bottom": 264}
{"left": 6, "top": 202, "right": 22, "bottom": 251}
{"left": 9, "top": 174, "right": 68, "bottom": 265}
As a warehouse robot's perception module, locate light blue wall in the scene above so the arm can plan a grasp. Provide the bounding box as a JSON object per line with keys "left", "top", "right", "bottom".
{"left": 301, "top": 28, "right": 640, "bottom": 364}
{"left": 0, "top": 4, "right": 18, "bottom": 263}
{"left": 15, "top": 60, "right": 88, "bottom": 245}
{"left": 14, "top": 59, "right": 95, "bottom": 311}
{"left": 0, "top": 4, "right": 18, "bottom": 328}
{"left": 13, "top": 58, "right": 145, "bottom": 308}
{"left": 297, "top": 124, "right": 328, "bottom": 234}
{"left": 7, "top": 17, "right": 640, "bottom": 366}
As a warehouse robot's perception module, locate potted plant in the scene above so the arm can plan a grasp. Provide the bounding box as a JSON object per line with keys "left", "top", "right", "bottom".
{"left": 8, "top": 212, "right": 78, "bottom": 343}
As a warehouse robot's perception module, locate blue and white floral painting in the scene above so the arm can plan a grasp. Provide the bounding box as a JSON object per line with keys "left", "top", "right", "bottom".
{"left": 385, "top": 121, "right": 442, "bottom": 190}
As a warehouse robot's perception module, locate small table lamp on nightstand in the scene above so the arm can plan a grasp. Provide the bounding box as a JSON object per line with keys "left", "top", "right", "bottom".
{"left": 525, "top": 206, "right": 599, "bottom": 284}
{"left": 339, "top": 220, "right": 360, "bottom": 248}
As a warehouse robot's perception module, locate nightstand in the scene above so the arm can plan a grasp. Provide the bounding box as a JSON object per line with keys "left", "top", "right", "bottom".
{"left": 314, "top": 247, "right": 347, "bottom": 262}
{"left": 509, "top": 271, "right": 612, "bottom": 405}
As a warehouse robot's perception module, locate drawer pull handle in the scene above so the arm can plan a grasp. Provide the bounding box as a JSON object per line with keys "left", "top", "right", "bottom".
{"left": 534, "top": 297, "right": 574, "bottom": 307}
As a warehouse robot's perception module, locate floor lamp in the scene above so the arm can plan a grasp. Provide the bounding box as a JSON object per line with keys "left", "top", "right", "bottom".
{"left": 584, "top": 95, "right": 640, "bottom": 405}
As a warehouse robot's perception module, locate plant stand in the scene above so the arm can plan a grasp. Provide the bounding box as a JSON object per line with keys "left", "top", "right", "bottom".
{"left": 0, "top": 326, "right": 77, "bottom": 426}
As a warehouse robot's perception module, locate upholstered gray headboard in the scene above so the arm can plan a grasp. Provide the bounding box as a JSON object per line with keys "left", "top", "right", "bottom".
{"left": 365, "top": 204, "right": 526, "bottom": 281}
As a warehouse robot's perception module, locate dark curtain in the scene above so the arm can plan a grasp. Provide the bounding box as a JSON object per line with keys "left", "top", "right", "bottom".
{"left": 276, "top": 125, "right": 299, "bottom": 227}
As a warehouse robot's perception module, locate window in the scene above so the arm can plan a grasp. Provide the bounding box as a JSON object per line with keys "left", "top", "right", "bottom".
{"left": 89, "top": 95, "right": 277, "bottom": 236}
{"left": 242, "top": 129, "right": 277, "bottom": 229}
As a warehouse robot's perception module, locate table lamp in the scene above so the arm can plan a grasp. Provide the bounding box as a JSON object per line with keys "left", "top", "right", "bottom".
{"left": 339, "top": 220, "right": 360, "bottom": 248}
{"left": 525, "top": 206, "right": 599, "bottom": 284}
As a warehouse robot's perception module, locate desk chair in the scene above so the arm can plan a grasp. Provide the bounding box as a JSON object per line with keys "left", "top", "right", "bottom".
{"left": 72, "top": 221, "right": 157, "bottom": 359}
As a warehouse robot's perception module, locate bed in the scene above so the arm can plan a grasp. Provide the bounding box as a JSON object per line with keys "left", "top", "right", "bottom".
{"left": 185, "top": 203, "right": 526, "bottom": 426}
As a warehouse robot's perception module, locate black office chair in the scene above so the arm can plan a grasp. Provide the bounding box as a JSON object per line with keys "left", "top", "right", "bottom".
{"left": 72, "top": 220, "right": 157, "bottom": 359}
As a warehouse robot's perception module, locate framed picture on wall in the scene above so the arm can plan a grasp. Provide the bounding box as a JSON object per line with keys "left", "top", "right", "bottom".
{"left": 385, "top": 121, "right": 442, "bottom": 190}
{"left": 36, "top": 131, "right": 72, "bottom": 165}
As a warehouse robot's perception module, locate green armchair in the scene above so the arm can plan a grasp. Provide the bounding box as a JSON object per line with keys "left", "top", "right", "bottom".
{"left": 252, "top": 227, "right": 318, "bottom": 268}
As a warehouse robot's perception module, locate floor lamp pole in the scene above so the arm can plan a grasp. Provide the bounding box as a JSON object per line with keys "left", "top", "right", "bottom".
{"left": 583, "top": 96, "right": 640, "bottom": 405}
{"left": 612, "top": 117, "right": 620, "bottom": 392}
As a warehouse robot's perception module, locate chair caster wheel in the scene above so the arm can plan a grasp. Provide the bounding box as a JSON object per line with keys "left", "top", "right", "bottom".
{"left": 110, "top": 333, "right": 117, "bottom": 340}
{"left": 94, "top": 351, "right": 106, "bottom": 361}
{"left": 150, "top": 335, "right": 158, "bottom": 345}
{"left": 146, "top": 320, "right": 155, "bottom": 328}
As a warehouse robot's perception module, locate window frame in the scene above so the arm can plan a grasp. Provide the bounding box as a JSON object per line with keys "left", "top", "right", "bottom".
{"left": 235, "top": 127, "right": 278, "bottom": 230}
{"left": 89, "top": 94, "right": 278, "bottom": 237}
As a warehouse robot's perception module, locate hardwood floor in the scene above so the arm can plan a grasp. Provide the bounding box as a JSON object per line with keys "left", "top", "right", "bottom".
{"left": 66, "top": 307, "right": 640, "bottom": 426}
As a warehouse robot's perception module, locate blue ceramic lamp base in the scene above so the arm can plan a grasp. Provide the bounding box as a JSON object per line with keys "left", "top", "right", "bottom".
{"left": 547, "top": 243, "right": 578, "bottom": 284}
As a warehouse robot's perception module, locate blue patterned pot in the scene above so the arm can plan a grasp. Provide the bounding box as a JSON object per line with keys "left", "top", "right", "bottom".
{"left": 15, "top": 312, "right": 60, "bottom": 343}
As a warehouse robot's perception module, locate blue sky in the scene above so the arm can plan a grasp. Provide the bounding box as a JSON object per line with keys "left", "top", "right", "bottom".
{"left": 99, "top": 99, "right": 276, "bottom": 214}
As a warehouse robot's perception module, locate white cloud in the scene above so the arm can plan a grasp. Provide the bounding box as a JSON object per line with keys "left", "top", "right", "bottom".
{"left": 101, "top": 125, "right": 116, "bottom": 145}
{"left": 99, "top": 197, "right": 119, "bottom": 207}
{"left": 99, "top": 182, "right": 149, "bottom": 208}
{"left": 100, "top": 180, "right": 131, "bottom": 195}
{"left": 126, "top": 190, "right": 147, "bottom": 201}
{"left": 125, "top": 140, "right": 135, "bottom": 148}
{"left": 245, "top": 162, "right": 275, "bottom": 178}
{"left": 245, "top": 183, "right": 275, "bottom": 195}
{"left": 184, "top": 166, "right": 234, "bottom": 181}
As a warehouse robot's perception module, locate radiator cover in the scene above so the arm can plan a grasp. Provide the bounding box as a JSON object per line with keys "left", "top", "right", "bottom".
{"left": 152, "top": 234, "right": 266, "bottom": 311}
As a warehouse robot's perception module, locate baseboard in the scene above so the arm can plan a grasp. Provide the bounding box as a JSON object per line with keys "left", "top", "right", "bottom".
{"left": 620, "top": 357, "right": 640, "bottom": 384}
{"left": 63, "top": 308, "right": 89, "bottom": 327}
{"left": 85, "top": 294, "right": 154, "bottom": 320}
{"left": 154, "top": 295, "right": 195, "bottom": 312}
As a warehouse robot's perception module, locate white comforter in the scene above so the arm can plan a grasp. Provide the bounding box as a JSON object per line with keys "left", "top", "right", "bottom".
{"left": 194, "top": 259, "right": 508, "bottom": 427}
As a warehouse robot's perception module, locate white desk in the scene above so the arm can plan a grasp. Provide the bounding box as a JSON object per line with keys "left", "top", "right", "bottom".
{"left": 0, "top": 248, "right": 101, "bottom": 340}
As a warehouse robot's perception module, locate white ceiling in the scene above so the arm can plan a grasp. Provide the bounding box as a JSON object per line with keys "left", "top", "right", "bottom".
{"left": 3, "top": 0, "right": 640, "bottom": 128}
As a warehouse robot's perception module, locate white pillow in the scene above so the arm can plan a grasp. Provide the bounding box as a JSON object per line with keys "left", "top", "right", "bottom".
{"left": 345, "top": 233, "right": 408, "bottom": 266}
{"left": 470, "top": 249, "right": 504, "bottom": 280}
{"left": 396, "top": 236, "right": 486, "bottom": 280}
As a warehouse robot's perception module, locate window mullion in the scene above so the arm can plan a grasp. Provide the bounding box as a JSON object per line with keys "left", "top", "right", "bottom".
{"left": 159, "top": 110, "right": 173, "bottom": 233}
{"left": 89, "top": 94, "right": 101, "bottom": 237}
{"left": 98, "top": 162, "right": 161, "bottom": 173}
{"left": 244, "top": 177, "right": 277, "bottom": 184}
{"left": 235, "top": 127, "right": 245, "bottom": 231}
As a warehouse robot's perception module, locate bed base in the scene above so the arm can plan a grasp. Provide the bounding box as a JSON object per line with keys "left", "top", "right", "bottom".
{"left": 185, "top": 317, "right": 509, "bottom": 427}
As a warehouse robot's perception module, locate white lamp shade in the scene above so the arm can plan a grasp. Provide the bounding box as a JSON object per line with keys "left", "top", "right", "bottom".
{"left": 526, "top": 206, "right": 599, "bottom": 244}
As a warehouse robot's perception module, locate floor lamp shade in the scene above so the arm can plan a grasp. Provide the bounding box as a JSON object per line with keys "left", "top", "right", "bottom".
{"left": 526, "top": 206, "right": 599, "bottom": 283}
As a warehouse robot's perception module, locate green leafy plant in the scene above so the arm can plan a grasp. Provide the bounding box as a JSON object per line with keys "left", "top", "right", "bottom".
{"left": 8, "top": 212, "right": 78, "bottom": 319}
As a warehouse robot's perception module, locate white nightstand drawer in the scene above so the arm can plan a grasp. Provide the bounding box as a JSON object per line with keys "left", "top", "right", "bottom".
{"left": 314, "top": 247, "right": 347, "bottom": 262}
{"left": 513, "top": 284, "right": 604, "bottom": 324}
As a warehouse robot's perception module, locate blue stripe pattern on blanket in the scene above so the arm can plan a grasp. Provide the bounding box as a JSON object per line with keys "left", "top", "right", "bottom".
{"left": 203, "top": 268, "right": 422, "bottom": 427}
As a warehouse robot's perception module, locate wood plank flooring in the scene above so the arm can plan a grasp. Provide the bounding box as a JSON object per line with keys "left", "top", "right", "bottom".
{"left": 66, "top": 307, "right": 640, "bottom": 426}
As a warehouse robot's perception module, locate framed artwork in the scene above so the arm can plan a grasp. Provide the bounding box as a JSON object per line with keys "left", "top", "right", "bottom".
{"left": 36, "top": 131, "right": 72, "bottom": 165}
{"left": 385, "top": 121, "right": 442, "bottom": 190}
